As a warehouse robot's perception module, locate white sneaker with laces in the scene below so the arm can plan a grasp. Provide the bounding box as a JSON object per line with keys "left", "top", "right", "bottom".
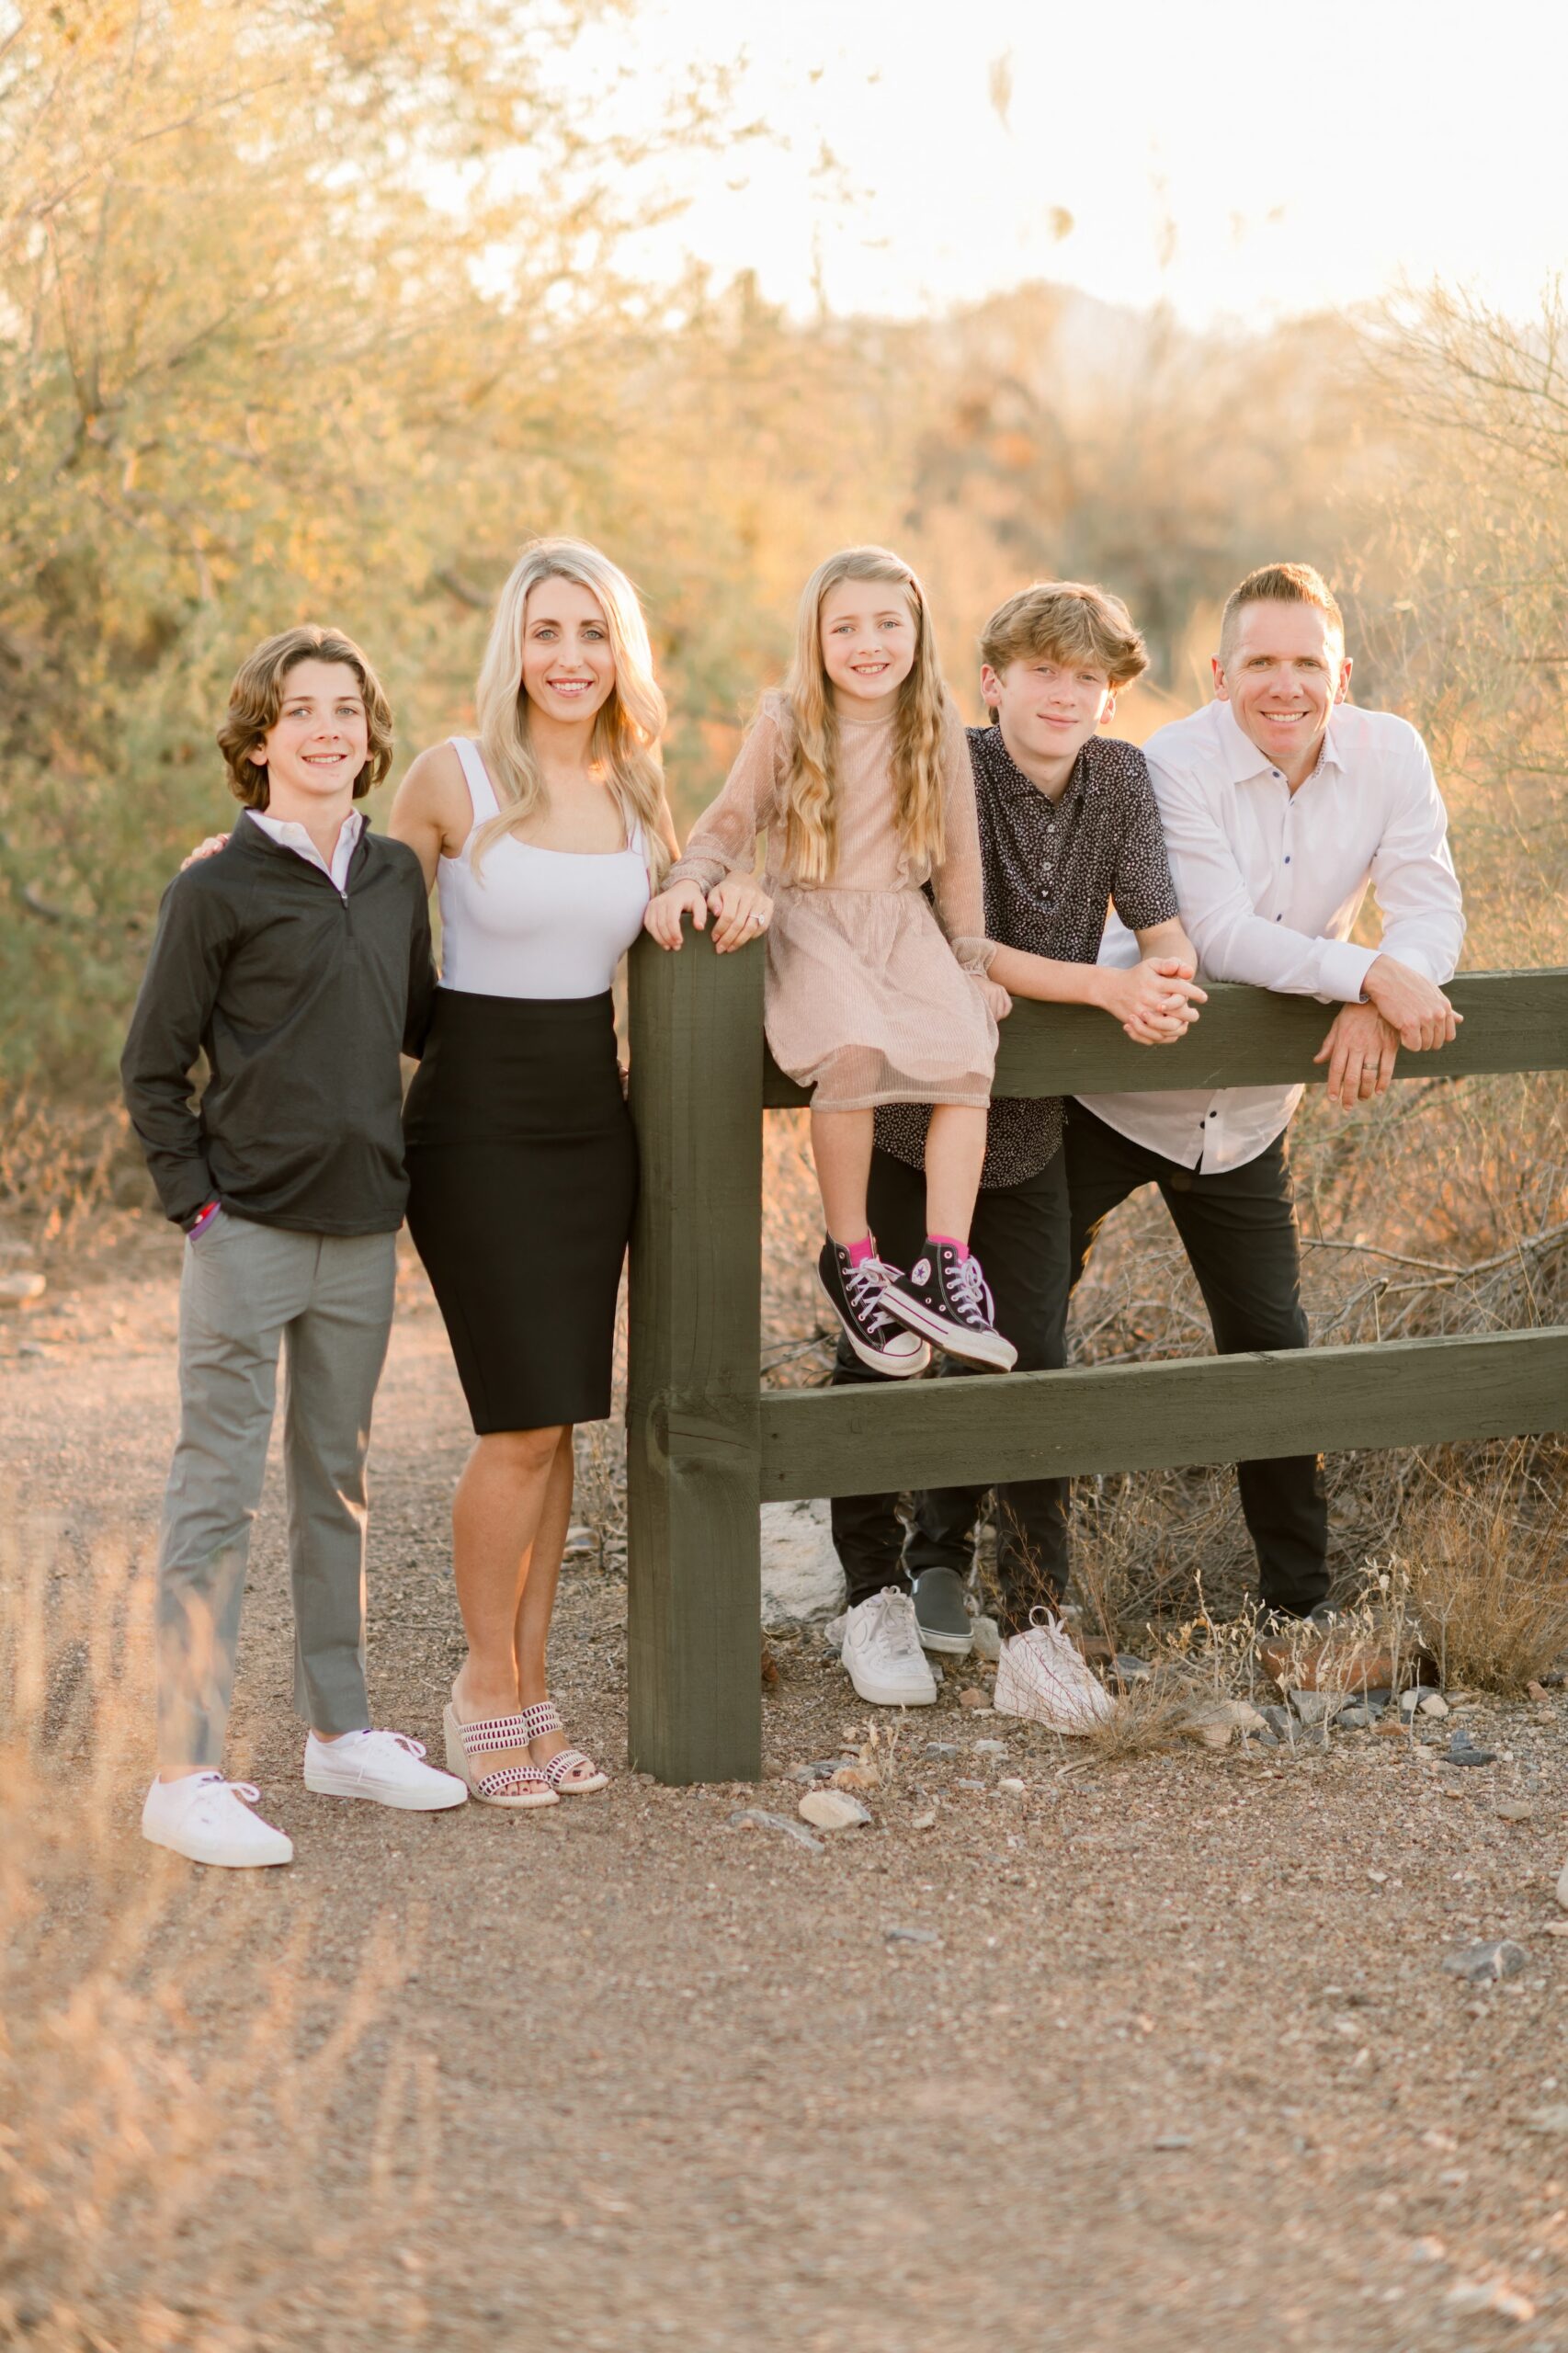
{"left": 303, "top": 1728, "right": 468, "bottom": 1811}
{"left": 142, "top": 1773, "right": 294, "bottom": 1868}
{"left": 993, "top": 1614, "right": 1116, "bottom": 1733}
{"left": 840, "top": 1587, "right": 938, "bottom": 1708}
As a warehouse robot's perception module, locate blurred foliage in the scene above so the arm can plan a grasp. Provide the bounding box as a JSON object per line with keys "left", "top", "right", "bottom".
{"left": 1, "top": 5, "right": 1563, "bottom": 1085}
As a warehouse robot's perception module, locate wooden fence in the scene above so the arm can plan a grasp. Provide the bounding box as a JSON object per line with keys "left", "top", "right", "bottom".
{"left": 626, "top": 938, "right": 1568, "bottom": 1784}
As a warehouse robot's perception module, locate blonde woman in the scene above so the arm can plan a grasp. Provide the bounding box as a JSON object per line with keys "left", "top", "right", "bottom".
{"left": 646, "top": 544, "right": 1013, "bottom": 1380}
{"left": 393, "top": 540, "right": 676, "bottom": 1807}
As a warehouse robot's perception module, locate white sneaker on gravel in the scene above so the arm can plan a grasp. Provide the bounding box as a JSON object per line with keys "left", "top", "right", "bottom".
{"left": 142, "top": 1773, "right": 294, "bottom": 1869}
{"left": 303, "top": 1728, "right": 468, "bottom": 1811}
{"left": 840, "top": 1587, "right": 938, "bottom": 1708}
{"left": 993, "top": 1614, "right": 1115, "bottom": 1734}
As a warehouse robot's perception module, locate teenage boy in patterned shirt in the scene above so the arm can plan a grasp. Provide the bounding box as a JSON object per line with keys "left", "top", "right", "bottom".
{"left": 828, "top": 582, "right": 1204, "bottom": 1726}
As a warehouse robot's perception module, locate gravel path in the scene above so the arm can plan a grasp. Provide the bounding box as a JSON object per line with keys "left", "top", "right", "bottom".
{"left": 6, "top": 1225, "right": 1568, "bottom": 2350}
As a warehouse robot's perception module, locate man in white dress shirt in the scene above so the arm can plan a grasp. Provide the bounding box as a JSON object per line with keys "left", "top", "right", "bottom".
{"left": 1070, "top": 563, "right": 1465, "bottom": 1622}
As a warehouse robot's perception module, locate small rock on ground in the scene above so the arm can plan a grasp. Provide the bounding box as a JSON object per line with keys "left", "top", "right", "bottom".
{"left": 727, "top": 1807, "right": 824, "bottom": 1853}
{"left": 798, "top": 1788, "right": 871, "bottom": 1832}
{"left": 1440, "top": 1939, "right": 1527, "bottom": 1984}
{"left": 1445, "top": 1733, "right": 1497, "bottom": 1768}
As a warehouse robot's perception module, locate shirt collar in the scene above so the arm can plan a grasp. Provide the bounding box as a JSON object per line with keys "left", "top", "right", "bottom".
{"left": 246, "top": 806, "right": 365, "bottom": 852}
{"left": 1214, "top": 698, "right": 1345, "bottom": 787}
{"left": 976, "top": 723, "right": 1087, "bottom": 808}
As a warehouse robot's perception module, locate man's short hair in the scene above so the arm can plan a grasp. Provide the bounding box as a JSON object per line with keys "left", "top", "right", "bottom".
{"left": 1219, "top": 563, "right": 1344, "bottom": 666}
{"left": 217, "top": 624, "right": 394, "bottom": 810}
{"left": 980, "top": 580, "right": 1149, "bottom": 699}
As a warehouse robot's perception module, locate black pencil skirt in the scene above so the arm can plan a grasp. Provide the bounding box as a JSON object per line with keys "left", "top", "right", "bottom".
{"left": 403, "top": 988, "right": 636, "bottom": 1433}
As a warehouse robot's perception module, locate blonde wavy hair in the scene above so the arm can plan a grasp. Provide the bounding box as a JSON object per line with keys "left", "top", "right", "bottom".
{"left": 778, "top": 546, "right": 949, "bottom": 886}
{"left": 470, "top": 538, "right": 669, "bottom": 881}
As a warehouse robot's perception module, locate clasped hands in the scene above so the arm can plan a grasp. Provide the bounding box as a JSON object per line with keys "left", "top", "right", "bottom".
{"left": 1101, "top": 956, "right": 1207, "bottom": 1045}
{"left": 1313, "top": 955, "right": 1461, "bottom": 1109}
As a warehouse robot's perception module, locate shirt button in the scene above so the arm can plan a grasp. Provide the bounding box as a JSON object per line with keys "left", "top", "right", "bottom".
{"left": 1284, "top": 855, "right": 1291, "bottom": 863}
{"left": 1208, "top": 1110, "right": 1217, "bottom": 1120}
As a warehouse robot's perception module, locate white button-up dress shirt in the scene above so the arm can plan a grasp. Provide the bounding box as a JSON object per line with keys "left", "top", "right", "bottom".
{"left": 245, "top": 805, "right": 365, "bottom": 892}
{"left": 1077, "top": 699, "right": 1465, "bottom": 1173}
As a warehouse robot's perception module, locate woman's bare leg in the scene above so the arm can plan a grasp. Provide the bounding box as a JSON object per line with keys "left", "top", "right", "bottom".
{"left": 923, "top": 1105, "right": 988, "bottom": 1245}
{"left": 450, "top": 1424, "right": 564, "bottom": 1779}
{"left": 811, "top": 1107, "right": 876, "bottom": 1245}
{"left": 515, "top": 1429, "right": 598, "bottom": 1788}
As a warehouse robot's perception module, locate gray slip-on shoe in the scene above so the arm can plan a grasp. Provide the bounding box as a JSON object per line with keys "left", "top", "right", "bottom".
{"left": 912, "top": 1565, "right": 974, "bottom": 1656}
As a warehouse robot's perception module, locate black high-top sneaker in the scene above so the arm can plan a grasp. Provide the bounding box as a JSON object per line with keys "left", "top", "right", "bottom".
{"left": 880, "top": 1244, "right": 1017, "bottom": 1371}
{"left": 815, "top": 1241, "right": 931, "bottom": 1378}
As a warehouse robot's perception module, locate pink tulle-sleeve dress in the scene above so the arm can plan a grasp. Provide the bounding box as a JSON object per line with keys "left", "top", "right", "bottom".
{"left": 666, "top": 694, "right": 998, "bottom": 1110}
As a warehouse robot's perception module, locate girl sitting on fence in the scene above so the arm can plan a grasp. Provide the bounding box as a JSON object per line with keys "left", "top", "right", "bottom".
{"left": 644, "top": 544, "right": 1015, "bottom": 1375}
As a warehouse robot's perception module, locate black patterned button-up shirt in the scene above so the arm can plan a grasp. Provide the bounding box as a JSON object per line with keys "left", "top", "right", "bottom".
{"left": 875, "top": 726, "right": 1179, "bottom": 1188}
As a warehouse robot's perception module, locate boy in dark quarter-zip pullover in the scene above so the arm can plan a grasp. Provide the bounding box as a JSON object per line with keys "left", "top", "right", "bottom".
{"left": 123, "top": 790, "right": 434, "bottom": 1233}
{"left": 121, "top": 625, "right": 462, "bottom": 1872}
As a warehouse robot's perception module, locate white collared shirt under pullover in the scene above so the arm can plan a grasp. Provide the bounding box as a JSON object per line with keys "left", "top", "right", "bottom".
{"left": 245, "top": 805, "right": 365, "bottom": 892}
{"left": 1078, "top": 699, "right": 1465, "bottom": 1174}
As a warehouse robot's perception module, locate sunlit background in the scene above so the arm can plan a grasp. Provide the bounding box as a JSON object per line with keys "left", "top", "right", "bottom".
{"left": 584, "top": 0, "right": 1568, "bottom": 324}
{"left": 2, "top": 0, "right": 1565, "bottom": 1080}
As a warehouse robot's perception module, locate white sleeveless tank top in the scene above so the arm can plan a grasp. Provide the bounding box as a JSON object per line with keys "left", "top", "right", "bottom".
{"left": 436, "top": 738, "right": 651, "bottom": 1000}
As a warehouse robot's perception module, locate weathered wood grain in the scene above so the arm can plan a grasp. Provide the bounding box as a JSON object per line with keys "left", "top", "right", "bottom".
{"left": 763, "top": 968, "right": 1568, "bottom": 1107}
{"left": 626, "top": 930, "right": 765, "bottom": 1783}
{"left": 757, "top": 1327, "right": 1568, "bottom": 1499}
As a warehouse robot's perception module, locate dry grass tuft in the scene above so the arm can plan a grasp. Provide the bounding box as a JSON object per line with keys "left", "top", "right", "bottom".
{"left": 1399, "top": 1443, "right": 1568, "bottom": 1692}
{"left": 1085, "top": 1661, "right": 1211, "bottom": 1760}
{"left": 0, "top": 1517, "right": 423, "bottom": 2350}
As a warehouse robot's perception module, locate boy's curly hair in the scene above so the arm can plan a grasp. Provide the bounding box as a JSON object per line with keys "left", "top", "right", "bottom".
{"left": 216, "top": 625, "right": 393, "bottom": 810}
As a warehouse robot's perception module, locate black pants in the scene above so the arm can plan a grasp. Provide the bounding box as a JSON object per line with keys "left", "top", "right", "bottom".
{"left": 1064, "top": 1102, "right": 1329, "bottom": 1617}
{"left": 829, "top": 1147, "right": 1073, "bottom": 1634}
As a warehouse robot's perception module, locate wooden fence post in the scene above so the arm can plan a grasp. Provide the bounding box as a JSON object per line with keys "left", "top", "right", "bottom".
{"left": 626, "top": 927, "right": 765, "bottom": 1784}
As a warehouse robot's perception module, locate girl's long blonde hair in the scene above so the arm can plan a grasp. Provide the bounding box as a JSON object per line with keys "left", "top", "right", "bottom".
{"left": 778, "top": 545, "right": 949, "bottom": 887}
{"left": 471, "top": 537, "right": 669, "bottom": 881}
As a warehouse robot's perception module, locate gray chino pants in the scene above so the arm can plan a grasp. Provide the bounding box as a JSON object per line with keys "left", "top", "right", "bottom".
{"left": 156, "top": 1211, "right": 397, "bottom": 1770}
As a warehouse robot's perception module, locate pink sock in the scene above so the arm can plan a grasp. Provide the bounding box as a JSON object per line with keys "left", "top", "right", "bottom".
{"left": 926, "top": 1233, "right": 971, "bottom": 1262}
{"left": 843, "top": 1234, "right": 877, "bottom": 1267}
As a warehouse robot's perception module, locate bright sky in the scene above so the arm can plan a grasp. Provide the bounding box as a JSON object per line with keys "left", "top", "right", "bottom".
{"left": 599, "top": 0, "right": 1568, "bottom": 328}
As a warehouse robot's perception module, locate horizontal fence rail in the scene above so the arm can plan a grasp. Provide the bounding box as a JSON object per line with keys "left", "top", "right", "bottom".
{"left": 765, "top": 968, "right": 1568, "bottom": 1105}
{"left": 758, "top": 1329, "right": 1568, "bottom": 1501}
{"left": 627, "top": 933, "right": 1568, "bottom": 1785}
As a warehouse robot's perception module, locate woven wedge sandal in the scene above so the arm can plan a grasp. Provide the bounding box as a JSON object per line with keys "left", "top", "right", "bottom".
{"left": 519, "top": 1700, "right": 609, "bottom": 1796}
{"left": 443, "top": 1692, "right": 560, "bottom": 1809}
